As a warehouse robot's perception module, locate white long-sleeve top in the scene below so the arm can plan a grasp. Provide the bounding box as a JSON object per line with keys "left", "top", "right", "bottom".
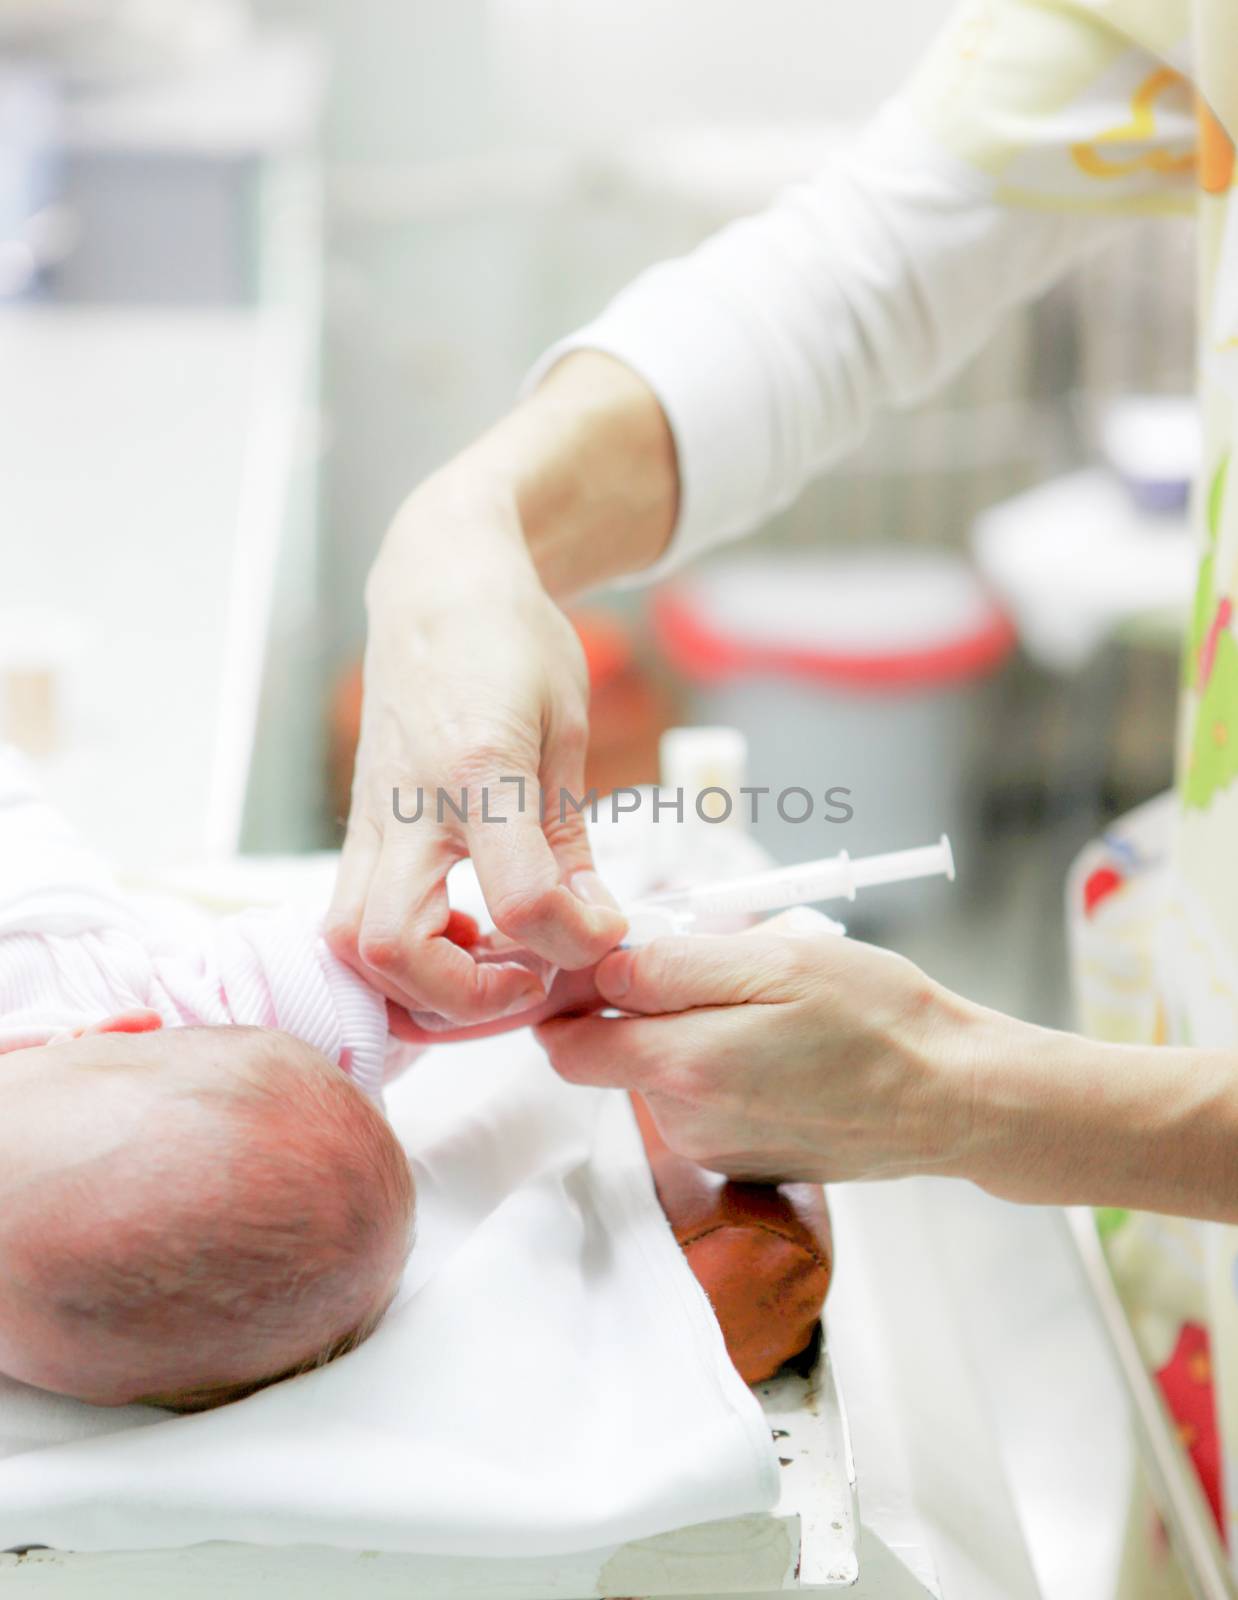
{"left": 534, "top": 0, "right": 1199, "bottom": 574}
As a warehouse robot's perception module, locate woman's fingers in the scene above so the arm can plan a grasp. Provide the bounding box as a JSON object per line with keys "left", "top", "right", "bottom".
{"left": 594, "top": 928, "right": 816, "bottom": 1015}
{"left": 327, "top": 820, "right": 546, "bottom": 1023}
{"left": 536, "top": 1006, "right": 764, "bottom": 1132}
{"left": 538, "top": 709, "right": 629, "bottom": 952}
{"left": 326, "top": 806, "right": 381, "bottom": 961}
{"left": 535, "top": 1011, "right": 688, "bottom": 1090}
{"left": 462, "top": 760, "right": 625, "bottom": 970}
{"left": 593, "top": 906, "right": 846, "bottom": 1015}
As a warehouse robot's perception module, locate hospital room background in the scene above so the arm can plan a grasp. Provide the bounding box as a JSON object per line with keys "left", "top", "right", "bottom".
{"left": 0, "top": 2, "right": 1210, "bottom": 1597}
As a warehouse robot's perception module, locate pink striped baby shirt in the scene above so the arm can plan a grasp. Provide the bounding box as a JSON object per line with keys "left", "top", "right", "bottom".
{"left": 0, "top": 749, "right": 397, "bottom": 1101}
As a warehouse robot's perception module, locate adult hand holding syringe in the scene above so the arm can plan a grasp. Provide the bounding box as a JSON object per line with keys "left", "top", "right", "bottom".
{"left": 389, "top": 836, "right": 954, "bottom": 1042}
{"left": 534, "top": 834, "right": 973, "bottom": 1187}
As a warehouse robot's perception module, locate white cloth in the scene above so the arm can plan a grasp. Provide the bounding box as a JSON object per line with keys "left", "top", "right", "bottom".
{"left": 0, "top": 749, "right": 392, "bottom": 1099}
{"left": 0, "top": 980, "right": 778, "bottom": 1556}
{"left": 530, "top": 97, "right": 1116, "bottom": 578}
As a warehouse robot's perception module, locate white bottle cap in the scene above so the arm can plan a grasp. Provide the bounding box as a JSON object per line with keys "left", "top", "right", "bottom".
{"left": 658, "top": 725, "right": 748, "bottom": 827}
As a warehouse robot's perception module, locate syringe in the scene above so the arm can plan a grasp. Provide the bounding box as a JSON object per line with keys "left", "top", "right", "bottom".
{"left": 624, "top": 835, "right": 955, "bottom": 944}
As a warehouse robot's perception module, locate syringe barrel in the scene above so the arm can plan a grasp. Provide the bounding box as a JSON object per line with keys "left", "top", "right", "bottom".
{"left": 636, "top": 835, "right": 953, "bottom": 928}
{"left": 849, "top": 837, "right": 954, "bottom": 890}
{"left": 689, "top": 856, "right": 854, "bottom": 917}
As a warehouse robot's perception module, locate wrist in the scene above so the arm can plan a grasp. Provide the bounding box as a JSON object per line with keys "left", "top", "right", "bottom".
{"left": 947, "top": 1010, "right": 1227, "bottom": 1213}
{"left": 904, "top": 986, "right": 1022, "bottom": 1185}
{"left": 938, "top": 1003, "right": 1071, "bottom": 1200}
{"left": 366, "top": 461, "right": 538, "bottom": 623}
{"left": 886, "top": 972, "right": 1100, "bottom": 1199}
{"left": 371, "top": 350, "right": 677, "bottom": 610}
{"left": 506, "top": 351, "right": 678, "bottom": 595}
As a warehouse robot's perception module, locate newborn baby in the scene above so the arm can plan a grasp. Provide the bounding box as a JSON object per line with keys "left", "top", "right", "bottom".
{"left": 0, "top": 753, "right": 420, "bottom": 1413}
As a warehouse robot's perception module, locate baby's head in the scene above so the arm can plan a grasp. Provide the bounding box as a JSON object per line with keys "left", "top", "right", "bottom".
{"left": 0, "top": 1021, "right": 414, "bottom": 1411}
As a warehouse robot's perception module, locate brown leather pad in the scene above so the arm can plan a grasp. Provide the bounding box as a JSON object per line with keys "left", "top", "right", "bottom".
{"left": 632, "top": 1095, "right": 832, "bottom": 1384}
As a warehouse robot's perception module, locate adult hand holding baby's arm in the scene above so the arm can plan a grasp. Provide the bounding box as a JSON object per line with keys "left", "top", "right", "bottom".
{"left": 329, "top": 353, "right": 676, "bottom": 1024}
{"left": 536, "top": 913, "right": 1238, "bottom": 1222}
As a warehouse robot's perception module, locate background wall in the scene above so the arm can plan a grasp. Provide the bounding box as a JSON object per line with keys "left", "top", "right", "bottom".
{"left": 250, "top": 0, "right": 1193, "bottom": 680}
{"left": 249, "top": 0, "right": 960, "bottom": 664}
{"left": 489, "top": 0, "right": 949, "bottom": 137}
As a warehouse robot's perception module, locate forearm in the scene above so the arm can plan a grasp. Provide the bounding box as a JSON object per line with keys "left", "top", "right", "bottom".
{"left": 372, "top": 351, "right": 678, "bottom": 608}
{"left": 957, "top": 1006, "right": 1238, "bottom": 1222}
{"left": 500, "top": 351, "right": 678, "bottom": 595}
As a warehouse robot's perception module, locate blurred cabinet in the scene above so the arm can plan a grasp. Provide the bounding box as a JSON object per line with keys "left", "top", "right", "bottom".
{"left": 1, "top": 27, "right": 331, "bottom": 863}
{"left": 49, "top": 28, "right": 323, "bottom": 307}
{"left": 0, "top": 305, "right": 320, "bottom": 869}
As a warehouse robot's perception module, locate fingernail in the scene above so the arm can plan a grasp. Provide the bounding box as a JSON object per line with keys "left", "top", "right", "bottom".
{"left": 598, "top": 951, "right": 633, "bottom": 1001}
{"left": 570, "top": 870, "right": 621, "bottom": 912}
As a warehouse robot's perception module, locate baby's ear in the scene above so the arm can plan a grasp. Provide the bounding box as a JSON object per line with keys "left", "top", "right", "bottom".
{"left": 79, "top": 1010, "right": 164, "bottom": 1037}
